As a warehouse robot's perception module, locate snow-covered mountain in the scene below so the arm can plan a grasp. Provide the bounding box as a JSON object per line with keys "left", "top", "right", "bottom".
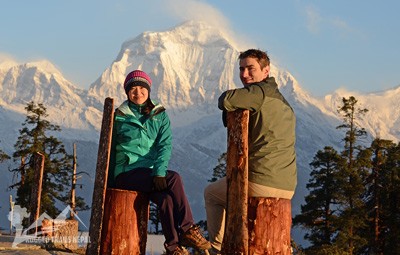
{"left": 0, "top": 21, "right": 399, "bottom": 245}
{"left": 87, "top": 21, "right": 241, "bottom": 127}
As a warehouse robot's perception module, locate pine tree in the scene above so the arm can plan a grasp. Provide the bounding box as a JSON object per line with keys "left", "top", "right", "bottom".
{"left": 0, "top": 142, "right": 10, "bottom": 211}
{"left": 293, "top": 146, "right": 344, "bottom": 252}
{"left": 360, "top": 138, "right": 394, "bottom": 253}
{"left": 0, "top": 139, "right": 10, "bottom": 208}
{"left": 379, "top": 142, "right": 400, "bottom": 253}
{"left": 335, "top": 96, "right": 369, "bottom": 254}
{"left": 0, "top": 142, "right": 10, "bottom": 163}
{"left": 9, "top": 101, "right": 79, "bottom": 218}
{"left": 208, "top": 152, "right": 226, "bottom": 182}
{"left": 149, "top": 201, "right": 162, "bottom": 234}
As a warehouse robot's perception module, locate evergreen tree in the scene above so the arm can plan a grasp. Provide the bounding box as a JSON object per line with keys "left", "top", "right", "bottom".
{"left": 293, "top": 146, "right": 344, "bottom": 252}
{"left": 335, "top": 96, "right": 369, "bottom": 254}
{"left": 9, "top": 101, "right": 78, "bottom": 218}
{"left": 379, "top": 142, "right": 400, "bottom": 253}
{"left": 292, "top": 96, "right": 400, "bottom": 254}
{"left": 0, "top": 143, "right": 10, "bottom": 211}
{"left": 208, "top": 152, "right": 226, "bottom": 182}
{"left": 149, "top": 201, "right": 162, "bottom": 234}
{"left": 0, "top": 142, "right": 10, "bottom": 163}
{"left": 0, "top": 141, "right": 10, "bottom": 209}
{"left": 361, "top": 138, "right": 394, "bottom": 253}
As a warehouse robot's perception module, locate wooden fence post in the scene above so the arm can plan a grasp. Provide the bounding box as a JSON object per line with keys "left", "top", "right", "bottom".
{"left": 222, "top": 110, "right": 249, "bottom": 255}
{"left": 222, "top": 109, "right": 293, "bottom": 254}
{"left": 30, "top": 152, "right": 45, "bottom": 235}
{"left": 86, "top": 97, "right": 114, "bottom": 255}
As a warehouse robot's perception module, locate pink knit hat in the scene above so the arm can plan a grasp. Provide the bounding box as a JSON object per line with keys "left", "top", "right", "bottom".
{"left": 123, "top": 70, "right": 152, "bottom": 94}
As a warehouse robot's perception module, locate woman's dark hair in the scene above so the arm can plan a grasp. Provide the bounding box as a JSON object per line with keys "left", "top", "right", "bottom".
{"left": 141, "top": 98, "right": 155, "bottom": 115}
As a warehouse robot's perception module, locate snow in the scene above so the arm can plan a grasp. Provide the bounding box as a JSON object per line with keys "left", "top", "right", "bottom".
{"left": 146, "top": 235, "right": 166, "bottom": 255}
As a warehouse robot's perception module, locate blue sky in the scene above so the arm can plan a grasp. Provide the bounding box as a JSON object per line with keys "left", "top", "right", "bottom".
{"left": 1, "top": 0, "right": 399, "bottom": 96}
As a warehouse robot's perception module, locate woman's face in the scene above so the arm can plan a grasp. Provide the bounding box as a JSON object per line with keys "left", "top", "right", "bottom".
{"left": 128, "top": 86, "right": 149, "bottom": 105}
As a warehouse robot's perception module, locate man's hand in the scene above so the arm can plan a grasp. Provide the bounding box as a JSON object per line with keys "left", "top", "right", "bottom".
{"left": 153, "top": 176, "right": 167, "bottom": 191}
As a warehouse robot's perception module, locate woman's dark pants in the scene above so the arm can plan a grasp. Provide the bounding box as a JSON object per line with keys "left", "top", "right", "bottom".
{"left": 115, "top": 168, "right": 194, "bottom": 251}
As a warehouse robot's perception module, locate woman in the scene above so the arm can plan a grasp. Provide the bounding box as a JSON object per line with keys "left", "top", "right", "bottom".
{"left": 108, "top": 70, "right": 210, "bottom": 255}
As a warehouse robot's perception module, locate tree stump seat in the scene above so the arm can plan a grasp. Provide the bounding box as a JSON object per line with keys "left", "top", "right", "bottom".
{"left": 248, "top": 197, "right": 292, "bottom": 255}
{"left": 100, "top": 188, "right": 149, "bottom": 255}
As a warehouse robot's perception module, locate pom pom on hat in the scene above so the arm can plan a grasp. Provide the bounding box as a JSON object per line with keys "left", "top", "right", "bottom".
{"left": 123, "top": 70, "right": 152, "bottom": 94}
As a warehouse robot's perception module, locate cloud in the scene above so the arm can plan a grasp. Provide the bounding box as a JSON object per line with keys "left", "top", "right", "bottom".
{"left": 0, "top": 52, "right": 17, "bottom": 63}
{"left": 330, "top": 17, "right": 355, "bottom": 34}
{"left": 304, "top": 5, "right": 356, "bottom": 36}
{"left": 163, "top": 0, "right": 253, "bottom": 49}
{"left": 0, "top": 53, "right": 20, "bottom": 69}
{"left": 331, "top": 18, "right": 349, "bottom": 30}
{"left": 165, "top": 0, "right": 230, "bottom": 31}
{"left": 305, "top": 5, "right": 322, "bottom": 34}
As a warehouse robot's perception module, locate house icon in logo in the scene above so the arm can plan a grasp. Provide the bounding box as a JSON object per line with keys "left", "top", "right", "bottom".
{"left": 8, "top": 205, "right": 88, "bottom": 248}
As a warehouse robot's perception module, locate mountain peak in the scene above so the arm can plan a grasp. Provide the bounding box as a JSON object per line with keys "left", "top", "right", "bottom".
{"left": 24, "top": 60, "right": 62, "bottom": 76}
{"left": 168, "top": 20, "right": 228, "bottom": 44}
{"left": 89, "top": 20, "right": 240, "bottom": 112}
{"left": 0, "top": 59, "right": 87, "bottom": 113}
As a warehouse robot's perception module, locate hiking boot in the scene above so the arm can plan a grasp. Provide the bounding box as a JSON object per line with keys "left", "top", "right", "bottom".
{"left": 166, "top": 245, "right": 189, "bottom": 255}
{"left": 180, "top": 225, "right": 211, "bottom": 250}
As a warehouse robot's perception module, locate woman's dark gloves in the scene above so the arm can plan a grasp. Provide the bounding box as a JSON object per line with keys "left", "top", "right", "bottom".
{"left": 153, "top": 176, "right": 167, "bottom": 191}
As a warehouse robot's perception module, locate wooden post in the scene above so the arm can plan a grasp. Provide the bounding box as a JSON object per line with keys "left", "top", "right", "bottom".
{"left": 100, "top": 188, "right": 149, "bottom": 255}
{"left": 70, "top": 143, "right": 77, "bottom": 219}
{"left": 86, "top": 97, "right": 114, "bottom": 255}
{"left": 9, "top": 195, "right": 15, "bottom": 235}
{"left": 30, "top": 152, "right": 45, "bottom": 235}
{"left": 222, "top": 111, "right": 293, "bottom": 254}
{"left": 222, "top": 110, "right": 249, "bottom": 255}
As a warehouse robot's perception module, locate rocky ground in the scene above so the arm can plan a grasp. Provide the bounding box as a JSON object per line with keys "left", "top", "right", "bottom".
{"left": 0, "top": 232, "right": 165, "bottom": 255}
{"left": 0, "top": 234, "right": 85, "bottom": 255}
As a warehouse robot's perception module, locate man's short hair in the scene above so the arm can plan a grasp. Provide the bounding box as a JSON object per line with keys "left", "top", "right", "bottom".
{"left": 238, "top": 49, "right": 270, "bottom": 69}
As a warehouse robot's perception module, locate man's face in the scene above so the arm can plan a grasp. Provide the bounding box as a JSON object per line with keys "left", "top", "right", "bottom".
{"left": 239, "top": 57, "right": 270, "bottom": 86}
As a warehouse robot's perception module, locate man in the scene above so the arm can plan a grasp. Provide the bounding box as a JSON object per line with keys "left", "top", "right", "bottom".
{"left": 204, "top": 49, "right": 297, "bottom": 254}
